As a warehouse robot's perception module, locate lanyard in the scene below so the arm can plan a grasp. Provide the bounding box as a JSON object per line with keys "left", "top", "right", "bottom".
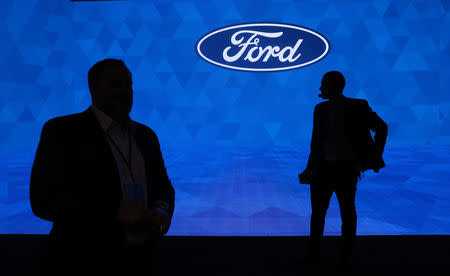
{"left": 104, "top": 123, "right": 136, "bottom": 184}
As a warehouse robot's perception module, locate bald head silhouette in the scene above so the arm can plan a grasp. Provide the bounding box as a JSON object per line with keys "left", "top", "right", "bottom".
{"left": 319, "top": 71, "right": 346, "bottom": 100}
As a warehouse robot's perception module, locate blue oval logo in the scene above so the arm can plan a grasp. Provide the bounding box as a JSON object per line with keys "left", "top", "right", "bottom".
{"left": 196, "top": 23, "right": 330, "bottom": 72}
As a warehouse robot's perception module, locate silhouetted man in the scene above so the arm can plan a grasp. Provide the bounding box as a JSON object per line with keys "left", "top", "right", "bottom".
{"left": 30, "top": 58, "right": 175, "bottom": 275}
{"left": 298, "top": 71, "right": 387, "bottom": 265}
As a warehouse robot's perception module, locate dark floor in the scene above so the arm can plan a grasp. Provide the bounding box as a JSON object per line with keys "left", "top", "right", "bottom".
{"left": 2, "top": 235, "right": 449, "bottom": 275}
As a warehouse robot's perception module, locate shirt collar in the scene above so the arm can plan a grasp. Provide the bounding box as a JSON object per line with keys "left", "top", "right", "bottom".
{"left": 90, "top": 104, "right": 130, "bottom": 133}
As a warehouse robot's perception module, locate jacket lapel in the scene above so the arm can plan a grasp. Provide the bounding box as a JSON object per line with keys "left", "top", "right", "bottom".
{"left": 82, "top": 107, "right": 123, "bottom": 199}
{"left": 82, "top": 107, "right": 156, "bottom": 206}
{"left": 129, "top": 122, "right": 153, "bottom": 207}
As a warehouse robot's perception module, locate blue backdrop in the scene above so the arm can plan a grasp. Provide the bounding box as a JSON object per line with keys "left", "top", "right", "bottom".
{"left": 1, "top": 0, "right": 449, "bottom": 235}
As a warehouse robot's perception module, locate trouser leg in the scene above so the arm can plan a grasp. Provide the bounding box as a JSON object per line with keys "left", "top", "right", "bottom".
{"left": 309, "top": 178, "right": 334, "bottom": 255}
{"left": 334, "top": 174, "right": 358, "bottom": 259}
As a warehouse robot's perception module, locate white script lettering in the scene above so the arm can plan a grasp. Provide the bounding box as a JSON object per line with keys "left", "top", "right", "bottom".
{"left": 222, "top": 30, "right": 303, "bottom": 63}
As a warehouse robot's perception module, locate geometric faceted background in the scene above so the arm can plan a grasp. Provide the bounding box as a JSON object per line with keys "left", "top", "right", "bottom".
{"left": 0, "top": 0, "right": 449, "bottom": 153}
{"left": 1, "top": 0, "right": 450, "bottom": 235}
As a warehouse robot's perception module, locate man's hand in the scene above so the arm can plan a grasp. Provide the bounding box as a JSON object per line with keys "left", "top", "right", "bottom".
{"left": 138, "top": 207, "right": 171, "bottom": 235}
{"left": 117, "top": 200, "right": 146, "bottom": 225}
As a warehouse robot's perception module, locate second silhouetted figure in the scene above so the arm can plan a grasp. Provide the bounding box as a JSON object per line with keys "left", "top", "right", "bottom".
{"left": 299, "top": 71, "right": 388, "bottom": 266}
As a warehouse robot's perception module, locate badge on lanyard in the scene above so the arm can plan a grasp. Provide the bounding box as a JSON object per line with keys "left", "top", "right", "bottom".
{"left": 124, "top": 179, "right": 146, "bottom": 207}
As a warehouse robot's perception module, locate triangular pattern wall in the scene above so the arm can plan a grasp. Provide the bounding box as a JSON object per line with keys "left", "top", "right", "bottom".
{"left": 0, "top": 0, "right": 449, "bottom": 154}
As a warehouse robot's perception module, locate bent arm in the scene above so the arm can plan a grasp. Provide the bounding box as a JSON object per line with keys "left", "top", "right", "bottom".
{"left": 364, "top": 100, "right": 388, "bottom": 155}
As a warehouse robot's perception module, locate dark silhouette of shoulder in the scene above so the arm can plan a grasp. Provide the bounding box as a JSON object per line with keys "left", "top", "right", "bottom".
{"left": 40, "top": 109, "right": 160, "bottom": 143}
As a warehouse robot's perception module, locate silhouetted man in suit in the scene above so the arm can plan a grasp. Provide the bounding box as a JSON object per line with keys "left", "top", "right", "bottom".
{"left": 30, "top": 58, "right": 175, "bottom": 275}
{"left": 298, "top": 71, "right": 387, "bottom": 265}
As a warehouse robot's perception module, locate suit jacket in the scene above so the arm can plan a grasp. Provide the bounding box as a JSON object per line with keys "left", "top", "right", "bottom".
{"left": 30, "top": 107, "right": 175, "bottom": 254}
{"left": 304, "top": 95, "right": 388, "bottom": 179}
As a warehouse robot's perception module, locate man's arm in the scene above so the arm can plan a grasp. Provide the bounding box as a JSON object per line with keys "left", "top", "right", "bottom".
{"left": 299, "top": 104, "right": 320, "bottom": 183}
{"left": 305, "top": 104, "right": 320, "bottom": 173}
{"left": 364, "top": 100, "right": 388, "bottom": 156}
{"left": 148, "top": 130, "right": 175, "bottom": 220}
{"left": 30, "top": 120, "right": 61, "bottom": 222}
{"left": 30, "top": 120, "right": 117, "bottom": 223}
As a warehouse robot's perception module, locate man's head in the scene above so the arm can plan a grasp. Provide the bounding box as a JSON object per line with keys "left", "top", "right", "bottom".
{"left": 319, "top": 71, "right": 345, "bottom": 100}
{"left": 88, "top": 58, "right": 133, "bottom": 124}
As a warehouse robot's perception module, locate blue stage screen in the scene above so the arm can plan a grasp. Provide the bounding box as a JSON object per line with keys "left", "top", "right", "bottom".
{"left": 0, "top": 0, "right": 449, "bottom": 235}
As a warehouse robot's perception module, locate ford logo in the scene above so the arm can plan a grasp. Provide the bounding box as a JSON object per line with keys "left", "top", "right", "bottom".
{"left": 196, "top": 23, "right": 330, "bottom": 72}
